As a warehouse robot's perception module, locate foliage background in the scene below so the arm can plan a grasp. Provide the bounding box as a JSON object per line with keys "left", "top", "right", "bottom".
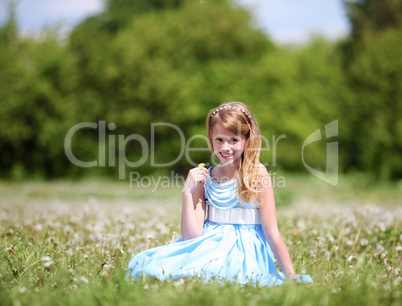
{"left": 0, "top": 0, "right": 401, "bottom": 181}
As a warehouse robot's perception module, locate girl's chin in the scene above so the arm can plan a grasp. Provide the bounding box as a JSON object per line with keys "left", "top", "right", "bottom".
{"left": 218, "top": 156, "right": 238, "bottom": 165}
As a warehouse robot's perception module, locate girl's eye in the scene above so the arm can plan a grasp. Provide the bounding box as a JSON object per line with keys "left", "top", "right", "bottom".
{"left": 231, "top": 138, "right": 238, "bottom": 143}
{"left": 215, "top": 138, "right": 222, "bottom": 142}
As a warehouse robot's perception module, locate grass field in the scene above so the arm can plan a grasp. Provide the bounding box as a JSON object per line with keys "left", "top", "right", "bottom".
{"left": 0, "top": 173, "right": 401, "bottom": 305}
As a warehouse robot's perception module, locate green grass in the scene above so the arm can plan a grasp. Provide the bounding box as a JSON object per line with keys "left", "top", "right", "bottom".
{"left": 0, "top": 175, "right": 401, "bottom": 305}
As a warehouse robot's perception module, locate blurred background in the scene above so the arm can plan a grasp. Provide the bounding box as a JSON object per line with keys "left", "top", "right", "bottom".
{"left": 0, "top": 0, "right": 401, "bottom": 182}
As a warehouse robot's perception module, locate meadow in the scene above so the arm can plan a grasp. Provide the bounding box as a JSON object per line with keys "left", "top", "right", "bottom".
{"left": 0, "top": 174, "right": 401, "bottom": 305}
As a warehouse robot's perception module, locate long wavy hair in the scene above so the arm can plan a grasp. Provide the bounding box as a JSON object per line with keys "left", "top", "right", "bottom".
{"left": 207, "top": 102, "right": 262, "bottom": 205}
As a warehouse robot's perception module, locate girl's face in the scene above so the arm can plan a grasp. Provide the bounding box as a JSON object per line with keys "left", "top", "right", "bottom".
{"left": 211, "top": 123, "right": 247, "bottom": 166}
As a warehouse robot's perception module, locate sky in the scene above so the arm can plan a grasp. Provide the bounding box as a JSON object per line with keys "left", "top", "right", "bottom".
{"left": 0, "top": 0, "right": 350, "bottom": 44}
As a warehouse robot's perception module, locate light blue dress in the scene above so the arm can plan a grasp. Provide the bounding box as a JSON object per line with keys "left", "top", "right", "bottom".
{"left": 127, "top": 167, "right": 313, "bottom": 286}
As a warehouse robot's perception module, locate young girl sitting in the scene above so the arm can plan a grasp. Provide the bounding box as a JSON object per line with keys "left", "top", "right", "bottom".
{"left": 127, "top": 101, "right": 313, "bottom": 286}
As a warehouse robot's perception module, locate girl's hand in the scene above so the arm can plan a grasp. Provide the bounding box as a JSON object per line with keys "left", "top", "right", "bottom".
{"left": 182, "top": 164, "right": 208, "bottom": 194}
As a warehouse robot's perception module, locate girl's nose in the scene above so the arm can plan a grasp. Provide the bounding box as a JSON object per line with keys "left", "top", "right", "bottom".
{"left": 222, "top": 141, "right": 231, "bottom": 149}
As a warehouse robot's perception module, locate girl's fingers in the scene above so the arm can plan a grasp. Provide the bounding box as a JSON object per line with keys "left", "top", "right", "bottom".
{"left": 193, "top": 168, "right": 208, "bottom": 182}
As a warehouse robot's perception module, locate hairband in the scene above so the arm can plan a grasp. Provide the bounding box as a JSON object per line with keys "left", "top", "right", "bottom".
{"left": 210, "top": 105, "right": 251, "bottom": 119}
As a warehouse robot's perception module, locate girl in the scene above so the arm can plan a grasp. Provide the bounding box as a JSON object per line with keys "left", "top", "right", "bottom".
{"left": 127, "top": 101, "right": 313, "bottom": 286}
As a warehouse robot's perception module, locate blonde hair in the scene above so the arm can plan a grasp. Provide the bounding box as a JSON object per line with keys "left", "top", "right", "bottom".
{"left": 207, "top": 102, "right": 262, "bottom": 205}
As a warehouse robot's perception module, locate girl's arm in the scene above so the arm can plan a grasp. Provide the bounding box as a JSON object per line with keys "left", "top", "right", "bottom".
{"left": 181, "top": 166, "right": 208, "bottom": 240}
{"left": 258, "top": 165, "right": 299, "bottom": 281}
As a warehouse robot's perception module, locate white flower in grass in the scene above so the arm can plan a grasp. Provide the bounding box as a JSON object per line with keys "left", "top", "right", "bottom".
{"left": 331, "top": 287, "right": 341, "bottom": 293}
{"left": 33, "top": 223, "right": 43, "bottom": 232}
{"left": 173, "top": 278, "right": 184, "bottom": 287}
{"left": 19, "top": 287, "right": 27, "bottom": 294}
{"left": 79, "top": 276, "right": 89, "bottom": 284}
{"left": 64, "top": 225, "right": 72, "bottom": 233}
{"left": 126, "top": 223, "right": 135, "bottom": 231}
{"left": 345, "top": 239, "right": 353, "bottom": 246}
{"left": 396, "top": 246, "right": 402, "bottom": 252}
{"left": 100, "top": 270, "right": 108, "bottom": 276}
{"left": 376, "top": 244, "right": 384, "bottom": 253}
{"left": 41, "top": 256, "right": 53, "bottom": 268}
{"left": 393, "top": 277, "right": 402, "bottom": 286}
{"left": 377, "top": 223, "right": 386, "bottom": 232}
{"left": 65, "top": 248, "right": 73, "bottom": 256}
{"left": 383, "top": 283, "right": 391, "bottom": 290}
{"left": 326, "top": 233, "right": 335, "bottom": 244}
{"left": 156, "top": 223, "right": 169, "bottom": 235}
{"left": 360, "top": 238, "right": 369, "bottom": 246}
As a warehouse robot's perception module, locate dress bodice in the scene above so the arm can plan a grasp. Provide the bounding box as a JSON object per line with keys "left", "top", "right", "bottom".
{"left": 204, "top": 167, "right": 258, "bottom": 210}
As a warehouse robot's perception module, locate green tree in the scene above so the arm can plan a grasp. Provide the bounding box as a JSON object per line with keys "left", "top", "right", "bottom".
{"left": 67, "top": 0, "right": 272, "bottom": 177}
{"left": 341, "top": 0, "right": 402, "bottom": 180}
{"left": 0, "top": 10, "right": 80, "bottom": 178}
{"left": 342, "top": 28, "right": 402, "bottom": 179}
{"left": 345, "top": 0, "right": 402, "bottom": 41}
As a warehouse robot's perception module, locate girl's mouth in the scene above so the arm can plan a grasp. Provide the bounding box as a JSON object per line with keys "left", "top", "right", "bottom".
{"left": 220, "top": 152, "right": 233, "bottom": 160}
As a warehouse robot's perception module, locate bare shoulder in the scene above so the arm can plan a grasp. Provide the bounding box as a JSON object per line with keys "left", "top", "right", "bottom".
{"left": 259, "top": 164, "right": 272, "bottom": 197}
{"left": 258, "top": 163, "right": 268, "bottom": 173}
{"left": 258, "top": 163, "right": 270, "bottom": 179}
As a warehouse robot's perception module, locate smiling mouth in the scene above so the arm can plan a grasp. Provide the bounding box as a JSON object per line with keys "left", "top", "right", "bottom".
{"left": 220, "top": 152, "right": 233, "bottom": 159}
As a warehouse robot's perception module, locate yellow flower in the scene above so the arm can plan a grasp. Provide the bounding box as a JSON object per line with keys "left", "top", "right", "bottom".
{"left": 48, "top": 247, "right": 52, "bottom": 251}
{"left": 292, "top": 231, "right": 299, "bottom": 237}
{"left": 198, "top": 163, "right": 205, "bottom": 167}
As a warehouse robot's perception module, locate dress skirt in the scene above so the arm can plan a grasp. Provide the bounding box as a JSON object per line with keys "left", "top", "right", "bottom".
{"left": 127, "top": 220, "right": 313, "bottom": 286}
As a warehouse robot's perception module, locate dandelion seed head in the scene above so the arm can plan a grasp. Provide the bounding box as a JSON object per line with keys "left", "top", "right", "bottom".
{"left": 41, "top": 256, "right": 52, "bottom": 262}
{"left": 376, "top": 244, "right": 384, "bottom": 253}
{"left": 332, "top": 287, "right": 341, "bottom": 293}
{"left": 79, "top": 276, "right": 89, "bottom": 284}
{"left": 64, "top": 225, "right": 72, "bottom": 233}
{"left": 44, "top": 261, "right": 53, "bottom": 268}
{"left": 19, "top": 286, "right": 27, "bottom": 294}
{"left": 345, "top": 239, "right": 353, "bottom": 246}
{"left": 34, "top": 223, "right": 43, "bottom": 231}
{"left": 360, "top": 238, "right": 369, "bottom": 246}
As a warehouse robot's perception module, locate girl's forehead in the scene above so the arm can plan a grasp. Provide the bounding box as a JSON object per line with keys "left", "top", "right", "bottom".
{"left": 212, "top": 123, "right": 242, "bottom": 137}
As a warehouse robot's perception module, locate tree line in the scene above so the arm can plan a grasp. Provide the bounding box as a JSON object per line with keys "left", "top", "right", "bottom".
{"left": 0, "top": 0, "right": 400, "bottom": 181}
